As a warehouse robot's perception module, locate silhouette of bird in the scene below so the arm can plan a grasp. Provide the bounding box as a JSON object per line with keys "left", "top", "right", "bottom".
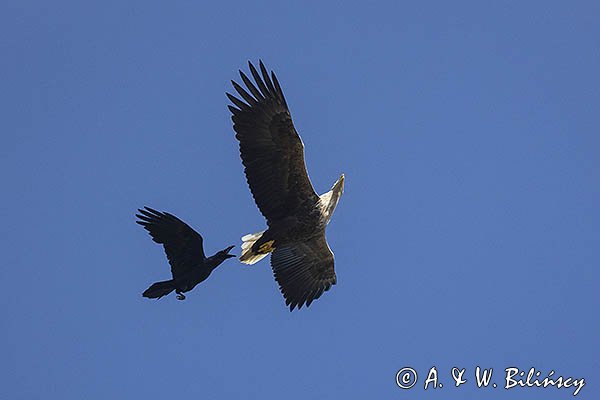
{"left": 227, "top": 61, "right": 344, "bottom": 311}
{"left": 136, "top": 206, "right": 235, "bottom": 300}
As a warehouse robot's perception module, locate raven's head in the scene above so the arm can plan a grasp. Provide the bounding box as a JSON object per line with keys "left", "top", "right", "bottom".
{"left": 217, "top": 245, "right": 236, "bottom": 259}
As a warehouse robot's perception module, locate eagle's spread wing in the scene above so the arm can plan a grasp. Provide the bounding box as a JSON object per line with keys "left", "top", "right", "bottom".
{"left": 227, "top": 60, "right": 319, "bottom": 223}
{"left": 136, "top": 207, "right": 205, "bottom": 279}
{"left": 270, "top": 234, "right": 337, "bottom": 311}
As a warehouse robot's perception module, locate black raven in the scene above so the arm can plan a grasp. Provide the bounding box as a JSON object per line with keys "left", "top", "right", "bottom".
{"left": 136, "top": 207, "right": 235, "bottom": 300}
{"left": 227, "top": 61, "right": 344, "bottom": 311}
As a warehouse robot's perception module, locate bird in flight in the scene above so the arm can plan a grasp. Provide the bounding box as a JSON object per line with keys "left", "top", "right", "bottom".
{"left": 136, "top": 206, "right": 235, "bottom": 300}
{"left": 227, "top": 60, "right": 344, "bottom": 311}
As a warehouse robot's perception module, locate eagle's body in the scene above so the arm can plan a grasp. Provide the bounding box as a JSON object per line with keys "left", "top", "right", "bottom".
{"left": 228, "top": 61, "right": 344, "bottom": 311}
{"left": 136, "top": 207, "right": 235, "bottom": 300}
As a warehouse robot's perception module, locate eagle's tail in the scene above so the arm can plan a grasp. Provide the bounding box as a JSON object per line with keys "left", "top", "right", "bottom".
{"left": 143, "top": 279, "right": 175, "bottom": 299}
{"left": 239, "top": 230, "right": 270, "bottom": 264}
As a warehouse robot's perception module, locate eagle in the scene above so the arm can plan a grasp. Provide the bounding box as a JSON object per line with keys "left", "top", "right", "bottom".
{"left": 227, "top": 61, "right": 344, "bottom": 311}
{"left": 136, "top": 206, "right": 235, "bottom": 300}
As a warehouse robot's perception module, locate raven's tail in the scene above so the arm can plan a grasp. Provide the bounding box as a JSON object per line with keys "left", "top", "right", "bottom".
{"left": 239, "top": 230, "right": 270, "bottom": 265}
{"left": 143, "top": 280, "right": 175, "bottom": 299}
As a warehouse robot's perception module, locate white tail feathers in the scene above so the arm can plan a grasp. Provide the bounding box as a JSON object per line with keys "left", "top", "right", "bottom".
{"left": 239, "top": 230, "right": 269, "bottom": 264}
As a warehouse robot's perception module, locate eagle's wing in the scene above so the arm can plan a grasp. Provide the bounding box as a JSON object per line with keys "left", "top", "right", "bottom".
{"left": 136, "top": 207, "right": 205, "bottom": 279}
{"left": 270, "top": 234, "right": 337, "bottom": 311}
{"left": 227, "top": 60, "right": 320, "bottom": 223}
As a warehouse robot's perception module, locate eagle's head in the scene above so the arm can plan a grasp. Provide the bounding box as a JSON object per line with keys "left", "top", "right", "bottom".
{"left": 333, "top": 173, "right": 345, "bottom": 195}
{"left": 319, "top": 174, "right": 345, "bottom": 224}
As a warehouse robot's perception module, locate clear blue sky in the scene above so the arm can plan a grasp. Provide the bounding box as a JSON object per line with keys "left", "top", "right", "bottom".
{"left": 2, "top": 1, "right": 598, "bottom": 398}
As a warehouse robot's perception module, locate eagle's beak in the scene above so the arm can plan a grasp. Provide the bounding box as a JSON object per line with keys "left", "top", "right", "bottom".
{"left": 334, "top": 173, "right": 345, "bottom": 193}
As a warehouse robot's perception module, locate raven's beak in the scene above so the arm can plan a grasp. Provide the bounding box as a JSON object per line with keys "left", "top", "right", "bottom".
{"left": 225, "top": 245, "right": 236, "bottom": 258}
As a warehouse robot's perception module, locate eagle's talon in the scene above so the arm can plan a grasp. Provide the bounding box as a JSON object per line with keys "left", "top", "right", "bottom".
{"left": 176, "top": 293, "right": 186, "bottom": 300}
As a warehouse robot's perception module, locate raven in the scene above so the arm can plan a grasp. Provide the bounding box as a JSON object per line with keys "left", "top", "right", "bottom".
{"left": 227, "top": 61, "right": 344, "bottom": 311}
{"left": 136, "top": 207, "right": 235, "bottom": 300}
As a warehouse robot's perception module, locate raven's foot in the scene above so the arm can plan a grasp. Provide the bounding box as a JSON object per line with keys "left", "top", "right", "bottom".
{"left": 176, "top": 293, "right": 186, "bottom": 300}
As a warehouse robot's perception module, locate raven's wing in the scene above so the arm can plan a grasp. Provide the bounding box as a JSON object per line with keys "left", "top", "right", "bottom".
{"left": 270, "top": 234, "right": 337, "bottom": 311}
{"left": 227, "top": 60, "right": 320, "bottom": 224}
{"left": 136, "top": 207, "right": 205, "bottom": 279}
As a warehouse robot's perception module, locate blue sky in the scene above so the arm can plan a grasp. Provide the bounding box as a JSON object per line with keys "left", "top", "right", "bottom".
{"left": 2, "top": 1, "right": 598, "bottom": 398}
